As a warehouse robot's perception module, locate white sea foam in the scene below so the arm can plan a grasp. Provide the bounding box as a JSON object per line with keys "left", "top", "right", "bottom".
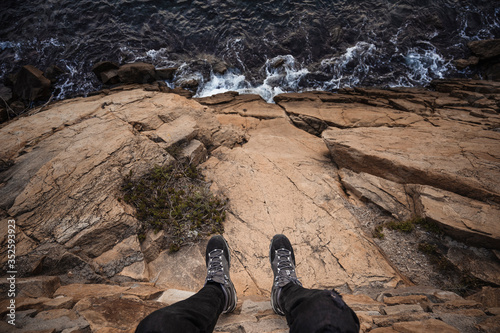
{"left": 403, "top": 42, "right": 452, "bottom": 85}
{"left": 321, "top": 42, "right": 377, "bottom": 89}
{"left": 195, "top": 55, "right": 309, "bottom": 103}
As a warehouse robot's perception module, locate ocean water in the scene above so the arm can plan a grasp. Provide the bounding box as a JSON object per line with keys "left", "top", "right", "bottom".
{"left": 1, "top": 0, "right": 499, "bottom": 102}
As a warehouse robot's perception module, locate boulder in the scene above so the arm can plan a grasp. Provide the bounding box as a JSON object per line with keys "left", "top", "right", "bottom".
{"left": 13, "top": 65, "right": 51, "bottom": 101}
{"left": 194, "top": 91, "right": 239, "bottom": 105}
{"left": 100, "top": 69, "right": 120, "bottom": 85}
{"left": 178, "top": 78, "right": 200, "bottom": 90}
{"left": 156, "top": 67, "right": 177, "bottom": 80}
{"left": 453, "top": 56, "right": 479, "bottom": 70}
{"left": 117, "top": 62, "right": 157, "bottom": 84}
{"left": 468, "top": 39, "right": 500, "bottom": 61}
{"left": 91, "top": 61, "right": 119, "bottom": 81}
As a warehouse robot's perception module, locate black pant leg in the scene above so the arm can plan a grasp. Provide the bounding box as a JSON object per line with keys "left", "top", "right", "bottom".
{"left": 280, "top": 283, "right": 360, "bottom": 333}
{"left": 135, "top": 283, "right": 225, "bottom": 333}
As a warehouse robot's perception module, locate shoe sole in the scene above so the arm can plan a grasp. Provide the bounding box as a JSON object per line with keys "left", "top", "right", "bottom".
{"left": 221, "top": 235, "right": 237, "bottom": 313}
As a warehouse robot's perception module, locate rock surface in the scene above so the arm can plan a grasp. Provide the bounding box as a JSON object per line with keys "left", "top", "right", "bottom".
{"left": 0, "top": 78, "right": 499, "bottom": 332}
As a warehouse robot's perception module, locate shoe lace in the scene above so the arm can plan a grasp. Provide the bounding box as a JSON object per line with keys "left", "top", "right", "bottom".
{"left": 206, "top": 249, "right": 225, "bottom": 281}
{"left": 274, "top": 248, "right": 301, "bottom": 286}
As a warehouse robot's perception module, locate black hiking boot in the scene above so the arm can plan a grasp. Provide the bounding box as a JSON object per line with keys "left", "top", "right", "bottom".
{"left": 205, "top": 235, "right": 237, "bottom": 313}
{"left": 269, "top": 234, "right": 302, "bottom": 315}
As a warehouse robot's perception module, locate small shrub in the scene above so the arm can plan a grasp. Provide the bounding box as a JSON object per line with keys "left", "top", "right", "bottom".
{"left": 373, "top": 225, "right": 385, "bottom": 239}
{"left": 418, "top": 242, "right": 438, "bottom": 255}
{"left": 386, "top": 220, "right": 415, "bottom": 233}
{"left": 122, "top": 161, "right": 227, "bottom": 252}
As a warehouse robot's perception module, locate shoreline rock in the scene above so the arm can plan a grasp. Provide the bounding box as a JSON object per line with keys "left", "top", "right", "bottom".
{"left": 0, "top": 78, "right": 499, "bottom": 332}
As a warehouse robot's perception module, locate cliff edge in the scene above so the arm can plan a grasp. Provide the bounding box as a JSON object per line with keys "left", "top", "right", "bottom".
{"left": 1, "top": 79, "right": 499, "bottom": 332}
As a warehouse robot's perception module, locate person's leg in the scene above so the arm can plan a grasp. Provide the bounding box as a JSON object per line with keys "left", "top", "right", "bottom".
{"left": 269, "top": 234, "right": 359, "bottom": 333}
{"left": 135, "top": 283, "right": 224, "bottom": 333}
{"left": 135, "top": 235, "right": 237, "bottom": 333}
{"left": 280, "top": 283, "right": 360, "bottom": 333}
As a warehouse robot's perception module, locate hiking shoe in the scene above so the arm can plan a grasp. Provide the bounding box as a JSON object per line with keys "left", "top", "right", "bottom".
{"left": 270, "top": 234, "right": 302, "bottom": 315}
{"left": 205, "top": 235, "right": 237, "bottom": 313}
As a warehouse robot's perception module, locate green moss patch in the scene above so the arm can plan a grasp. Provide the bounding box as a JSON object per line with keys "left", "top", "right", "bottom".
{"left": 122, "top": 162, "right": 227, "bottom": 252}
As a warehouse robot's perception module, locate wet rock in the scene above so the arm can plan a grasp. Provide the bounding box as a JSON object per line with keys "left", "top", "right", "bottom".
{"left": 194, "top": 91, "right": 239, "bottom": 105}
{"left": 212, "top": 61, "right": 228, "bottom": 75}
{"left": 159, "top": 86, "right": 194, "bottom": 98}
{"left": 91, "top": 61, "right": 119, "bottom": 82}
{"left": 155, "top": 67, "right": 177, "bottom": 80}
{"left": 13, "top": 65, "right": 51, "bottom": 101}
{"left": 468, "top": 39, "right": 500, "bottom": 61}
{"left": 178, "top": 78, "right": 200, "bottom": 90}
{"left": 454, "top": 56, "right": 480, "bottom": 70}
{"left": 99, "top": 69, "right": 120, "bottom": 85}
{"left": 117, "top": 62, "right": 157, "bottom": 84}
{"left": 44, "top": 65, "right": 65, "bottom": 84}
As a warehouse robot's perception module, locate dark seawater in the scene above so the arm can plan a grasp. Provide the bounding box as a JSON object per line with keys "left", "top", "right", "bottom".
{"left": 1, "top": 0, "right": 499, "bottom": 101}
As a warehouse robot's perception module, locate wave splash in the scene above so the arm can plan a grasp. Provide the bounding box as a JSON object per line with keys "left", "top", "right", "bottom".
{"left": 195, "top": 41, "right": 454, "bottom": 103}
{"left": 1, "top": 0, "right": 498, "bottom": 102}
